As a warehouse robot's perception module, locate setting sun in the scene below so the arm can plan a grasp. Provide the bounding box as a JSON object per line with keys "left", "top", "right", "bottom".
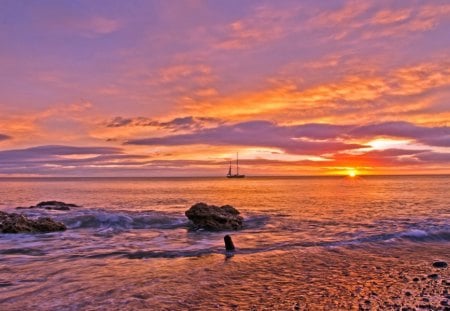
{"left": 348, "top": 169, "right": 357, "bottom": 177}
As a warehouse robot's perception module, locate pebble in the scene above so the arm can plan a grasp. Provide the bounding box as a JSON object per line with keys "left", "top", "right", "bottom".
{"left": 428, "top": 274, "right": 439, "bottom": 280}
{"left": 433, "top": 261, "right": 448, "bottom": 269}
{"left": 0, "top": 281, "right": 13, "bottom": 287}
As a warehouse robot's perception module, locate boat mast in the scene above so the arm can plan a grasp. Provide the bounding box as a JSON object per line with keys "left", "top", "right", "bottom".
{"left": 236, "top": 152, "right": 239, "bottom": 175}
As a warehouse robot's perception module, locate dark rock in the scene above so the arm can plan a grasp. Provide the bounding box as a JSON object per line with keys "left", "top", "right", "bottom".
{"left": 428, "top": 274, "right": 439, "bottom": 280}
{"left": 185, "top": 202, "right": 243, "bottom": 231}
{"left": 0, "top": 281, "right": 13, "bottom": 287}
{"left": 405, "top": 291, "right": 412, "bottom": 296}
{"left": 433, "top": 261, "right": 448, "bottom": 269}
{"left": 0, "top": 211, "right": 66, "bottom": 233}
{"left": 224, "top": 235, "right": 235, "bottom": 251}
{"left": 16, "top": 201, "right": 79, "bottom": 211}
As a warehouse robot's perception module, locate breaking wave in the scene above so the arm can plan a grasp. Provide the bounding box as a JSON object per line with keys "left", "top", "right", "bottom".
{"left": 60, "top": 209, "right": 188, "bottom": 230}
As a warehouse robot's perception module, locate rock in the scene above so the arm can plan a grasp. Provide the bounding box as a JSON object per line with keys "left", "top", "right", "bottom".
{"left": 0, "top": 211, "right": 66, "bottom": 233}
{"left": 16, "top": 201, "right": 79, "bottom": 211}
{"left": 433, "top": 261, "right": 448, "bottom": 269}
{"left": 185, "top": 202, "right": 243, "bottom": 231}
{"left": 427, "top": 274, "right": 439, "bottom": 280}
{"left": 0, "top": 281, "right": 13, "bottom": 287}
{"left": 224, "top": 235, "right": 235, "bottom": 251}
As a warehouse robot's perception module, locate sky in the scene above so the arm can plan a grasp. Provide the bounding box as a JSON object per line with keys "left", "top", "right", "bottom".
{"left": 0, "top": 0, "right": 449, "bottom": 177}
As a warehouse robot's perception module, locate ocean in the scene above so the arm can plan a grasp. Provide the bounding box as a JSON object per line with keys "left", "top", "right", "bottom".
{"left": 0, "top": 176, "right": 449, "bottom": 310}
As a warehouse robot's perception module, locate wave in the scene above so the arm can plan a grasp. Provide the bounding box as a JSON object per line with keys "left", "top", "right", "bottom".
{"left": 59, "top": 209, "right": 188, "bottom": 230}
{"left": 328, "top": 228, "right": 450, "bottom": 247}
{"left": 0, "top": 248, "right": 47, "bottom": 256}
{"left": 14, "top": 207, "right": 270, "bottom": 233}
{"left": 398, "top": 229, "right": 450, "bottom": 242}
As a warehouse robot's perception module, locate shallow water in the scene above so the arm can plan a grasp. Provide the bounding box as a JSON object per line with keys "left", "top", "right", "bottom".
{"left": 0, "top": 176, "right": 449, "bottom": 310}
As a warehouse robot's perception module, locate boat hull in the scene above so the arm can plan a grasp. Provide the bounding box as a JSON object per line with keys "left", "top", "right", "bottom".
{"left": 227, "top": 175, "right": 245, "bottom": 178}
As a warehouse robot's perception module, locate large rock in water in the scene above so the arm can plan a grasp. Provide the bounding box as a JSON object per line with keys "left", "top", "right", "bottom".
{"left": 16, "top": 201, "right": 79, "bottom": 211}
{"left": 185, "top": 202, "right": 243, "bottom": 231}
{"left": 0, "top": 211, "right": 66, "bottom": 233}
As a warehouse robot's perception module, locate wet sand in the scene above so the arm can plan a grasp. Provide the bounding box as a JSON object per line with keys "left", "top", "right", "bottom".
{"left": 172, "top": 242, "right": 450, "bottom": 310}
{"left": 1, "top": 241, "right": 449, "bottom": 310}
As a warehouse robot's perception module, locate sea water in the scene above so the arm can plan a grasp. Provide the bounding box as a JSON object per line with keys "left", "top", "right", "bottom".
{"left": 0, "top": 176, "right": 449, "bottom": 310}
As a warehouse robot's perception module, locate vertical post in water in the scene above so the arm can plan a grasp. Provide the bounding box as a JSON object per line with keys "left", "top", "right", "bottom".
{"left": 224, "top": 235, "right": 235, "bottom": 252}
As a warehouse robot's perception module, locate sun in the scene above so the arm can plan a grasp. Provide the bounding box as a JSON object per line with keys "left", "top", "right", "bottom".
{"left": 347, "top": 168, "right": 357, "bottom": 177}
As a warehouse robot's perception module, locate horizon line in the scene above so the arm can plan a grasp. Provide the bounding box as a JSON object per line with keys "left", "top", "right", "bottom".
{"left": 0, "top": 174, "right": 449, "bottom": 179}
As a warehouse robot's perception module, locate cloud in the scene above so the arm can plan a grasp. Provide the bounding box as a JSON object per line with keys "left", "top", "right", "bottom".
{"left": 416, "top": 152, "right": 450, "bottom": 163}
{"left": 127, "top": 120, "right": 364, "bottom": 155}
{"left": 87, "top": 17, "right": 121, "bottom": 35}
{"left": 0, "top": 145, "right": 152, "bottom": 176}
{"left": 0, "top": 145, "right": 123, "bottom": 162}
{"left": 126, "top": 120, "right": 450, "bottom": 158}
{"left": 310, "top": 2, "right": 450, "bottom": 41}
{"left": 184, "top": 59, "right": 450, "bottom": 124}
{"left": 371, "top": 9, "right": 412, "bottom": 25}
{"left": 0, "top": 134, "right": 11, "bottom": 141}
{"left": 105, "top": 116, "right": 224, "bottom": 132}
{"left": 215, "top": 5, "right": 299, "bottom": 50}
{"left": 361, "top": 4, "right": 450, "bottom": 39}
{"left": 351, "top": 122, "right": 450, "bottom": 147}
{"left": 55, "top": 15, "right": 121, "bottom": 38}
{"left": 159, "top": 64, "right": 212, "bottom": 83}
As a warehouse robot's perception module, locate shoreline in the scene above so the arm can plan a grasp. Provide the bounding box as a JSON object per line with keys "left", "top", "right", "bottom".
{"left": 1, "top": 241, "right": 449, "bottom": 310}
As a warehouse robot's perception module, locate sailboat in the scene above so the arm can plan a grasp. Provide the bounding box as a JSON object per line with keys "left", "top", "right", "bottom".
{"left": 227, "top": 153, "right": 245, "bottom": 178}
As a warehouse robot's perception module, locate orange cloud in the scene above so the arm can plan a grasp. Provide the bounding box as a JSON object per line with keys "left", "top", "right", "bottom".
{"left": 182, "top": 60, "right": 450, "bottom": 125}
{"left": 159, "top": 64, "right": 212, "bottom": 83}
{"left": 216, "top": 5, "right": 299, "bottom": 50}
{"left": 0, "top": 101, "right": 98, "bottom": 148}
{"left": 310, "top": 2, "right": 450, "bottom": 41}
{"left": 371, "top": 9, "right": 412, "bottom": 25}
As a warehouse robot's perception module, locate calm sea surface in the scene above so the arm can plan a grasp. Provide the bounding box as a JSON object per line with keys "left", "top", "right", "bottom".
{"left": 0, "top": 176, "right": 449, "bottom": 310}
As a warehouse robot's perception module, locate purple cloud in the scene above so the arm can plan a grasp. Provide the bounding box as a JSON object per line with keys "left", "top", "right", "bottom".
{"left": 351, "top": 121, "right": 450, "bottom": 147}
{"left": 416, "top": 152, "right": 450, "bottom": 163}
{"left": 127, "top": 120, "right": 363, "bottom": 155}
{"left": 126, "top": 120, "right": 450, "bottom": 156}
{"left": 106, "top": 116, "right": 224, "bottom": 132}
{"left": 0, "top": 134, "right": 11, "bottom": 141}
{"left": 0, "top": 145, "right": 122, "bottom": 162}
{"left": 0, "top": 145, "right": 151, "bottom": 176}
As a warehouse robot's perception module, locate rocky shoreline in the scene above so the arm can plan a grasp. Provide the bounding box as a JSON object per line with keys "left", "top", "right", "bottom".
{"left": 0, "top": 201, "right": 77, "bottom": 233}
{"left": 0, "top": 211, "right": 66, "bottom": 233}
{"left": 16, "top": 200, "right": 80, "bottom": 211}
{"left": 1, "top": 201, "right": 244, "bottom": 233}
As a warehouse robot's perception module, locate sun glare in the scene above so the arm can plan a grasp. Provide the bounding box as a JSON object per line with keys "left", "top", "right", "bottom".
{"left": 348, "top": 169, "right": 357, "bottom": 177}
